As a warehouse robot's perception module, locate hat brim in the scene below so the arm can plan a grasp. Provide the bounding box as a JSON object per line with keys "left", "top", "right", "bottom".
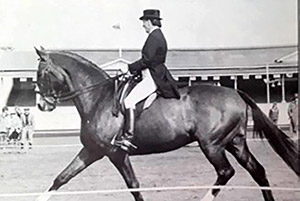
{"left": 139, "top": 16, "right": 162, "bottom": 20}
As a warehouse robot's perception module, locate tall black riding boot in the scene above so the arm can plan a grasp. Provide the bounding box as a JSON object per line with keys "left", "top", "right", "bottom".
{"left": 121, "top": 108, "right": 137, "bottom": 151}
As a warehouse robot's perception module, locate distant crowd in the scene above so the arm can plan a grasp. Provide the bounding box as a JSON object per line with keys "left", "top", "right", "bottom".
{"left": 0, "top": 106, "right": 35, "bottom": 148}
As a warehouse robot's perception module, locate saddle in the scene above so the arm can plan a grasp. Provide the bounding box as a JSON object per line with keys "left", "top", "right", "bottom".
{"left": 112, "top": 75, "right": 158, "bottom": 118}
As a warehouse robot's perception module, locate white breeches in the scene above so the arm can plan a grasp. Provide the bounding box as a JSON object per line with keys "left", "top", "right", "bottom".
{"left": 21, "top": 126, "right": 34, "bottom": 143}
{"left": 124, "top": 69, "right": 157, "bottom": 109}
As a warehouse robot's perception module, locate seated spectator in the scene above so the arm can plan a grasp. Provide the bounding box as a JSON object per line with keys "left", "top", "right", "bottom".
{"left": 8, "top": 111, "right": 23, "bottom": 142}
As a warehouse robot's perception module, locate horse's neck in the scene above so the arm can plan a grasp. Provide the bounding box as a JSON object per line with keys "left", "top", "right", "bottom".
{"left": 51, "top": 51, "right": 112, "bottom": 119}
{"left": 68, "top": 70, "right": 113, "bottom": 119}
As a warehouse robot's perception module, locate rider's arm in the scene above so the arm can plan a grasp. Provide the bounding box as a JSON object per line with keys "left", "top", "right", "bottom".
{"left": 128, "top": 36, "right": 159, "bottom": 73}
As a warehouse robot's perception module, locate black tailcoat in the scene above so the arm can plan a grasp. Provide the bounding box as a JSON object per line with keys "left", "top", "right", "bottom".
{"left": 128, "top": 29, "right": 180, "bottom": 99}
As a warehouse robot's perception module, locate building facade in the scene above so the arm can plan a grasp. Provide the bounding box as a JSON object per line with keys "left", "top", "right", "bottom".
{"left": 0, "top": 45, "right": 298, "bottom": 130}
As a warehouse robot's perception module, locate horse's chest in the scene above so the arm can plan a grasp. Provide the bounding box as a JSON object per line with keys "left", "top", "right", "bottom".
{"left": 82, "top": 114, "right": 122, "bottom": 144}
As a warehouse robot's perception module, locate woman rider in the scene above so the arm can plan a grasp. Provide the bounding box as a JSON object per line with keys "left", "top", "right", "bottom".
{"left": 121, "top": 9, "right": 180, "bottom": 151}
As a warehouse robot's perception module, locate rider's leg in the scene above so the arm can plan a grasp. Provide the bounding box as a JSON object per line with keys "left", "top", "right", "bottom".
{"left": 121, "top": 108, "right": 137, "bottom": 151}
{"left": 124, "top": 69, "right": 157, "bottom": 110}
{"left": 27, "top": 127, "right": 34, "bottom": 147}
{"left": 123, "top": 70, "right": 157, "bottom": 151}
{"left": 124, "top": 108, "right": 135, "bottom": 137}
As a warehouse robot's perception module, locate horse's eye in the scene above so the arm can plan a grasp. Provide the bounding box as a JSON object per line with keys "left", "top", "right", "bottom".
{"left": 38, "top": 57, "right": 46, "bottom": 62}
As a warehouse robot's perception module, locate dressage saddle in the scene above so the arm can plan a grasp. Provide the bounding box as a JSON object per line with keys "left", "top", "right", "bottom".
{"left": 112, "top": 74, "right": 158, "bottom": 118}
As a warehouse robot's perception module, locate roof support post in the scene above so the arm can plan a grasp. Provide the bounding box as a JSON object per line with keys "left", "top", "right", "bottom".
{"left": 188, "top": 76, "right": 196, "bottom": 86}
{"left": 234, "top": 76, "right": 238, "bottom": 89}
{"left": 266, "top": 64, "right": 270, "bottom": 103}
{"left": 281, "top": 75, "right": 286, "bottom": 103}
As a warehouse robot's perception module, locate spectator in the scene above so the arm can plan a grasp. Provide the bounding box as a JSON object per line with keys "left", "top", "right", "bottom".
{"left": 8, "top": 110, "right": 23, "bottom": 142}
{"left": 21, "top": 108, "right": 35, "bottom": 148}
{"left": 268, "top": 102, "right": 279, "bottom": 125}
{"left": 0, "top": 106, "right": 10, "bottom": 145}
{"left": 287, "top": 93, "right": 298, "bottom": 135}
{"left": 15, "top": 106, "right": 23, "bottom": 119}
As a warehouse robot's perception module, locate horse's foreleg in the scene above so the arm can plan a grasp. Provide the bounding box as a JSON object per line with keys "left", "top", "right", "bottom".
{"left": 35, "top": 147, "right": 104, "bottom": 201}
{"left": 109, "top": 152, "right": 144, "bottom": 201}
{"left": 49, "top": 147, "right": 104, "bottom": 191}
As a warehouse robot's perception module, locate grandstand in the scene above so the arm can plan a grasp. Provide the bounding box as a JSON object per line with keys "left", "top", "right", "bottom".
{"left": 0, "top": 45, "right": 298, "bottom": 132}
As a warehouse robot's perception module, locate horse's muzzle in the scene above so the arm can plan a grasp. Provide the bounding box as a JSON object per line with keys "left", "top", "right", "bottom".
{"left": 38, "top": 97, "right": 56, "bottom": 112}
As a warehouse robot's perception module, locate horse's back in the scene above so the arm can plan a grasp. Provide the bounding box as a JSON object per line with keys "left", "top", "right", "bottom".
{"left": 132, "top": 84, "right": 246, "bottom": 155}
{"left": 186, "top": 84, "right": 247, "bottom": 128}
{"left": 187, "top": 84, "right": 245, "bottom": 107}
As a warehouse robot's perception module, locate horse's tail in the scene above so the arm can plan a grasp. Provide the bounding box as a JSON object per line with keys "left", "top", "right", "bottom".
{"left": 237, "top": 90, "right": 300, "bottom": 176}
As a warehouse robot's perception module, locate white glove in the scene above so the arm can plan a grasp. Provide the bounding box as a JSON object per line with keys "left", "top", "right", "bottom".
{"left": 119, "top": 65, "right": 129, "bottom": 73}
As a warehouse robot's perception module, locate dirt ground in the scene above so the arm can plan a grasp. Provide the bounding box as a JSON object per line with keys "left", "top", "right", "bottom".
{"left": 0, "top": 137, "right": 299, "bottom": 201}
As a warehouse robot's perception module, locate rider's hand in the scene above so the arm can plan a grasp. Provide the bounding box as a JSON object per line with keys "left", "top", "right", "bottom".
{"left": 119, "top": 65, "right": 129, "bottom": 74}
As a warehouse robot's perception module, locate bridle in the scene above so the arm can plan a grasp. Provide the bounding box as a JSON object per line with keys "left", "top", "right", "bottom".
{"left": 36, "top": 60, "right": 126, "bottom": 104}
{"left": 36, "top": 61, "right": 60, "bottom": 105}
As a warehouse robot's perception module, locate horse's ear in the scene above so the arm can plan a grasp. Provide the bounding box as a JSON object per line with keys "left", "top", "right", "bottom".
{"left": 34, "top": 46, "right": 48, "bottom": 61}
{"left": 40, "top": 46, "right": 45, "bottom": 50}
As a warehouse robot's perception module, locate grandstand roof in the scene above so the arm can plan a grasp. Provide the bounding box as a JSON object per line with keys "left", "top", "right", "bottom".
{"left": 0, "top": 45, "right": 297, "bottom": 71}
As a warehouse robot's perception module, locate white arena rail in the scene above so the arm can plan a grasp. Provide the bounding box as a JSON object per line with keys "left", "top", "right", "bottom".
{"left": 0, "top": 185, "right": 299, "bottom": 198}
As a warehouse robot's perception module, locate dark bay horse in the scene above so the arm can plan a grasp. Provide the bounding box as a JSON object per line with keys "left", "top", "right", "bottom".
{"left": 34, "top": 48, "right": 299, "bottom": 201}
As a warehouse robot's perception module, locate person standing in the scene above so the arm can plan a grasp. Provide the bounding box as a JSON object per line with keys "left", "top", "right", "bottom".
{"left": 21, "top": 108, "right": 35, "bottom": 148}
{"left": 0, "top": 106, "right": 10, "bottom": 146}
{"left": 15, "top": 106, "right": 23, "bottom": 119}
{"left": 121, "top": 9, "right": 180, "bottom": 151}
{"left": 268, "top": 102, "right": 279, "bottom": 125}
{"left": 287, "top": 93, "right": 298, "bottom": 135}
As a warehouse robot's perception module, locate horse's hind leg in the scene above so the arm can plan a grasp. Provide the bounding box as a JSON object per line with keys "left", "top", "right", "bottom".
{"left": 109, "top": 151, "right": 144, "bottom": 201}
{"left": 36, "top": 147, "right": 104, "bottom": 201}
{"left": 198, "top": 143, "right": 235, "bottom": 201}
{"left": 226, "top": 135, "right": 275, "bottom": 201}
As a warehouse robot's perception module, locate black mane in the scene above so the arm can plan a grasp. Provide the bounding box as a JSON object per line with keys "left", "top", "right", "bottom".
{"left": 49, "top": 50, "right": 110, "bottom": 79}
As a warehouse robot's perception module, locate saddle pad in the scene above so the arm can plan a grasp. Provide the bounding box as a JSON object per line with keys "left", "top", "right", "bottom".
{"left": 143, "top": 93, "right": 157, "bottom": 109}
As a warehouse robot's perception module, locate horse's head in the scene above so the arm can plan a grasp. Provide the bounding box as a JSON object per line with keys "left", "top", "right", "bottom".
{"left": 35, "top": 47, "right": 70, "bottom": 111}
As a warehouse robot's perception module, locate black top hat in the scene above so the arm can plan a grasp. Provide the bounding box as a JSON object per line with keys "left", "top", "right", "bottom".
{"left": 139, "top": 9, "right": 162, "bottom": 20}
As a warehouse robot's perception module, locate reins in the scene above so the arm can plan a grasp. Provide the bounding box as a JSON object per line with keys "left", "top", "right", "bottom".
{"left": 37, "top": 72, "right": 127, "bottom": 103}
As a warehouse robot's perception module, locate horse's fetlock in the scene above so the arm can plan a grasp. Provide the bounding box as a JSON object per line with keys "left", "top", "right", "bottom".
{"left": 52, "top": 176, "right": 68, "bottom": 189}
{"left": 219, "top": 168, "right": 235, "bottom": 178}
{"left": 228, "top": 168, "right": 235, "bottom": 178}
{"left": 130, "top": 180, "right": 140, "bottom": 189}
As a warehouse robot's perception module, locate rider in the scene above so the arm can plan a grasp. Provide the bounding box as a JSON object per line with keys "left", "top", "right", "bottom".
{"left": 121, "top": 9, "right": 180, "bottom": 151}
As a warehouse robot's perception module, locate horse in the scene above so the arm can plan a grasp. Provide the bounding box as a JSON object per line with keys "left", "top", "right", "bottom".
{"left": 34, "top": 47, "right": 299, "bottom": 201}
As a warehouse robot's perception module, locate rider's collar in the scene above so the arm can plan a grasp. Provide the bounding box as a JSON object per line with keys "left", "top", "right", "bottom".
{"left": 149, "top": 27, "right": 159, "bottom": 35}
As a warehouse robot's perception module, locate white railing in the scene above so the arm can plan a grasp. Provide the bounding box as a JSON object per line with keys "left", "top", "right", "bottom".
{"left": 7, "top": 103, "right": 291, "bottom": 132}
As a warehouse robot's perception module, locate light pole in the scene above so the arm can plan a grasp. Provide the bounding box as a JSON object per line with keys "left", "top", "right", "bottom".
{"left": 112, "top": 23, "right": 122, "bottom": 58}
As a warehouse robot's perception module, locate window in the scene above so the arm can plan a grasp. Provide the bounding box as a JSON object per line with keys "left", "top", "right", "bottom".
{"left": 7, "top": 78, "right": 36, "bottom": 106}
